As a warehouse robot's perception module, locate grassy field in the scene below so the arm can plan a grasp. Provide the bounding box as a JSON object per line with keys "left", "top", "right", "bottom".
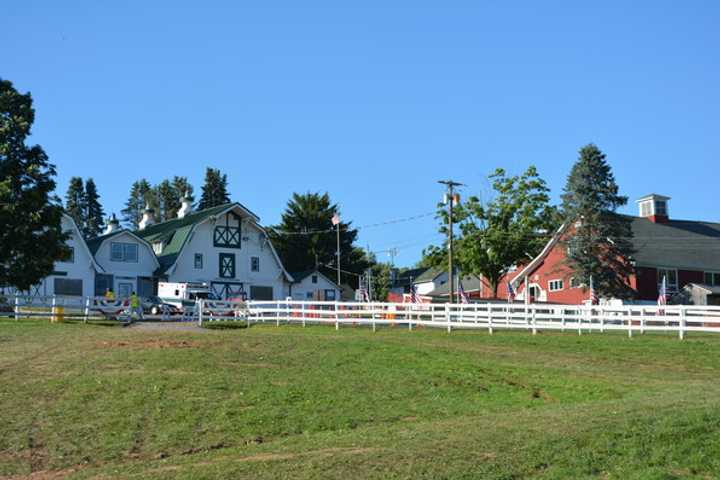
{"left": 1, "top": 320, "right": 720, "bottom": 479}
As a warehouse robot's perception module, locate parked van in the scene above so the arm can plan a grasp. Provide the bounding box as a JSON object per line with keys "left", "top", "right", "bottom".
{"left": 157, "top": 282, "right": 218, "bottom": 309}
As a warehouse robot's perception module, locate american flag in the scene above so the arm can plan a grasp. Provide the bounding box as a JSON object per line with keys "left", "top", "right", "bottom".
{"left": 458, "top": 280, "right": 469, "bottom": 304}
{"left": 331, "top": 213, "right": 340, "bottom": 226}
{"left": 658, "top": 275, "right": 667, "bottom": 307}
{"left": 589, "top": 276, "right": 598, "bottom": 305}
{"left": 410, "top": 283, "right": 420, "bottom": 303}
{"left": 507, "top": 281, "right": 515, "bottom": 303}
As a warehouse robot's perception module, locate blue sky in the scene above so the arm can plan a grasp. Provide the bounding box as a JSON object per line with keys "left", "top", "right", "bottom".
{"left": 3, "top": 1, "right": 719, "bottom": 268}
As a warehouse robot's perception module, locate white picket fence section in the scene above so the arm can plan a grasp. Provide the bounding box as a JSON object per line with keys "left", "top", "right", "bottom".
{"left": 5, "top": 294, "right": 720, "bottom": 340}
{"left": 2, "top": 295, "right": 197, "bottom": 322}
{"left": 222, "top": 300, "right": 720, "bottom": 340}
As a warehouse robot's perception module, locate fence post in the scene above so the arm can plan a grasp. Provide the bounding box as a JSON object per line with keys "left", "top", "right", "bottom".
{"left": 679, "top": 306, "right": 685, "bottom": 340}
{"left": 561, "top": 308, "right": 566, "bottom": 332}
{"left": 578, "top": 307, "right": 583, "bottom": 336}
{"left": 14, "top": 295, "right": 19, "bottom": 321}
{"left": 335, "top": 301, "right": 339, "bottom": 330}
{"left": 371, "top": 302, "right": 376, "bottom": 332}
{"left": 83, "top": 296, "right": 90, "bottom": 323}
{"left": 640, "top": 308, "right": 645, "bottom": 334}
{"left": 302, "top": 302, "right": 306, "bottom": 327}
{"left": 531, "top": 306, "right": 537, "bottom": 335}
{"left": 446, "top": 303, "right": 451, "bottom": 333}
{"left": 286, "top": 301, "right": 290, "bottom": 325}
{"left": 50, "top": 295, "right": 57, "bottom": 323}
{"left": 488, "top": 304, "right": 493, "bottom": 335}
{"left": 627, "top": 308, "right": 633, "bottom": 338}
{"left": 600, "top": 307, "right": 604, "bottom": 333}
{"left": 197, "top": 299, "right": 204, "bottom": 326}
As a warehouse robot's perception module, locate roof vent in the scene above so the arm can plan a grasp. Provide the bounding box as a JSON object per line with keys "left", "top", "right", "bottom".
{"left": 178, "top": 191, "right": 192, "bottom": 219}
{"left": 138, "top": 203, "right": 156, "bottom": 230}
{"left": 104, "top": 213, "right": 120, "bottom": 235}
{"left": 637, "top": 194, "right": 670, "bottom": 223}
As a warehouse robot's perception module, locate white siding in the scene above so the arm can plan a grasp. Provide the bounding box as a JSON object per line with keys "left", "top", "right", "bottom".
{"left": 168, "top": 211, "right": 289, "bottom": 299}
{"left": 37, "top": 215, "right": 96, "bottom": 297}
{"left": 414, "top": 272, "right": 449, "bottom": 295}
{"left": 290, "top": 272, "right": 341, "bottom": 301}
{"left": 94, "top": 231, "right": 157, "bottom": 297}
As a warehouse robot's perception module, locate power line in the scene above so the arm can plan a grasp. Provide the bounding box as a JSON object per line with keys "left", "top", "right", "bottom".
{"left": 269, "top": 211, "right": 436, "bottom": 236}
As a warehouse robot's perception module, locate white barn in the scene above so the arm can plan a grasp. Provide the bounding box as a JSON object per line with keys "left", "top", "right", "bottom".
{"left": 136, "top": 200, "right": 293, "bottom": 300}
{"left": 30, "top": 213, "right": 100, "bottom": 298}
{"left": 86, "top": 217, "right": 160, "bottom": 299}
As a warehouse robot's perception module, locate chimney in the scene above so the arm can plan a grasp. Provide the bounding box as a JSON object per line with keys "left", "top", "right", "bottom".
{"left": 104, "top": 213, "right": 120, "bottom": 235}
{"left": 637, "top": 194, "right": 670, "bottom": 223}
{"left": 138, "top": 203, "right": 156, "bottom": 230}
{"left": 177, "top": 191, "right": 192, "bottom": 219}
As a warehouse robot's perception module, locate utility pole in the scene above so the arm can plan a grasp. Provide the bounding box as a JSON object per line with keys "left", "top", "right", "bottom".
{"left": 438, "top": 180, "right": 464, "bottom": 304}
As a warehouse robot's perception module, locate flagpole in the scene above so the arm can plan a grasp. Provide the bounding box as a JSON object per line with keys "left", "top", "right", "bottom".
{"left": 336, "top": 221, "right": 341, "bottom": 287}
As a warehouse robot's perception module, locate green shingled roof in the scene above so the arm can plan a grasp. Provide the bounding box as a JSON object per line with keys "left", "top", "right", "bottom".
{"left": 86, "top": 230, "right": 127, "bottom": 255}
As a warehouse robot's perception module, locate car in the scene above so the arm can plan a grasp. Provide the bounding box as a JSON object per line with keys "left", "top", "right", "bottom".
{"left": 142, "top": 296, "right": 181, "bottom": 316}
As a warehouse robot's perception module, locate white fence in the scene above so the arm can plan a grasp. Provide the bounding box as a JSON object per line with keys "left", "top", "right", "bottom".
{"left": 233, "top": 300, "right": 720, "bottom": 340}
{"left": 5, "top": 295, "right": 720, "bottom": 340}
{"left": 2, "top": 295, "right": 197, "bottom": 322}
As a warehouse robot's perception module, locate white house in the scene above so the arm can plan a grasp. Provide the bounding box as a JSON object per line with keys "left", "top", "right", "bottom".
{"left": 412, "top": 268, "right": 450, "bottom": 295}
{"left": 136, "top": 199, "right": 293, "bottom": 300}
{"left": 30, "top": 213, "right": 100, "bottom": 298}
{"left": 288, "top": 269, "right": 342, "bottom": 301}
{"left": 87, "top": 215, "right": 160, "bottom": 299}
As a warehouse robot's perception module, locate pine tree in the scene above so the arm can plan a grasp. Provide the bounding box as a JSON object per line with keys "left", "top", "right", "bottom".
{"left": 121, "top": 179, "right": 153, "bottom": 228}
{"left": 171, "top": 176, "right": 194, "bottom": 203}
{"left": 155, "top": 180, "right": 178, "bottom": 222}
{"left": 198, "top": 168, "right": 230, "bottom": 210}
{"left": 561, "top": 144, "right": 635, "bottom": 299}
{"left": 0, "top": 78, "right": 70, "bottom": 291}
{"left": 268, "top": 192, "right": 370, "bottom": 286}
{"left": 64, "top": 177, "right": 85, "bottom": 230}
{"left": 83, "top": 178, "right": 104, "bottom": 238}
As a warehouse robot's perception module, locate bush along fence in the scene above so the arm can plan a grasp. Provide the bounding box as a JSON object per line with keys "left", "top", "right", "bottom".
{"left": 199, "top": 299, "right": 720, "bottom": 340}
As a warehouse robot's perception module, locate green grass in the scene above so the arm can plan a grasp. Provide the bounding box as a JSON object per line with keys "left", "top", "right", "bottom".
{"left": 1, "top": 320, "right": 719, "bottom": 479}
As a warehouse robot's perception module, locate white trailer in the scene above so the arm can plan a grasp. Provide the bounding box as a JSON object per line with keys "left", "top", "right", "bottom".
{"left": 157, "top": 282, "right": 218, "bottom": 309}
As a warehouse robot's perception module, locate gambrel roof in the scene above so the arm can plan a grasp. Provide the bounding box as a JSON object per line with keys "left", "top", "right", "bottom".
{"left": 134, "top": 202, "right": 293, "bottom": 281}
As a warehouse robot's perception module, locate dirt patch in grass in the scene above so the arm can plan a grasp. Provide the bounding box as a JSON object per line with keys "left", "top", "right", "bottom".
{"left": 98, "top": 339, "right": 199, "bottom": 350}
{"left": 0, "top": 466, "right": 83, "bottom": 480}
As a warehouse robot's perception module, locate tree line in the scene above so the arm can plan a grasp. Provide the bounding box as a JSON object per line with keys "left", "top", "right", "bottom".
{"left": 422, "top": 144, "right": 634, "bottom": 299}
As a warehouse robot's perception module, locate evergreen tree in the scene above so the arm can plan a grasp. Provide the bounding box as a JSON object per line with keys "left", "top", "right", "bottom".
{"left": 561, "top": 144, "right": 635, "bottom": 299}
{"left": 64, "top": 177, "right": 85, "bottom": 229}
{"left": 0, "top": 78, "right": 70, "bottom": 291}
{"left": 268, "top": 192, "right": 370, "bottom": 286}
{"left": 155, "top": 180, "right": 178, "bottom": 222}
{"left": 153, "top": 176, "right": 194, "bottom": 221}
{"left": 83, "top": 178, "right": 104, "bottom": 238}
{"left": 121, "top": 179, "right": 153, "bottom": 228}
{"left": 198, "top": 167, "right": 230, "bottom": 210}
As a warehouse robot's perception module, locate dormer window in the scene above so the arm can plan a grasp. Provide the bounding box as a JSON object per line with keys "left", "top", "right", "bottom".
{"left": 655, "top": 200, "right": 667, "bottom": 216}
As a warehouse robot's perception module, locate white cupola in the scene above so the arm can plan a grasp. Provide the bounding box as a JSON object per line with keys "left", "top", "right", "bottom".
{"left": 177, "top": 191, "right": 192, "bottom": 219}
{"left": 104, "top": 213, "right": 120, "bottom": 235}
{"left": 138, "top": 203, "right": 156, "bottom": 230}
{"left": 636, "top": 194, "right": 670, "bottom": 223}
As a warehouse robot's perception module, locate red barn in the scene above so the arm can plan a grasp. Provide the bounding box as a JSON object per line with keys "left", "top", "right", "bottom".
{"left": 475, "top": 194, "right": 720, "bottom": 304}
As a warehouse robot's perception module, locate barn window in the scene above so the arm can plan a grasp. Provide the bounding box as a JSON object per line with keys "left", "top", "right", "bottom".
{"left": 549, "top": 279, "right": 564, "bottom": 292}
{"left": 110, "top": 242, "right": 138, "bottom": 263}
{"left": 251, "top": 256, "right": 260, "bottom": 272}
{"left": 569, "top": 277, "right": 581, "bottom": 289}
{"left": 312, "top": 275, "right": 318, "bottom": 284}
{"left": 194, "top": 253, "right": 203, "bottom": 269}
{"left": 54, "top": 278, "right": 83, "bottom": 296}
{"left": 219, "top": 253, "right": 236, "bottom": 278}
